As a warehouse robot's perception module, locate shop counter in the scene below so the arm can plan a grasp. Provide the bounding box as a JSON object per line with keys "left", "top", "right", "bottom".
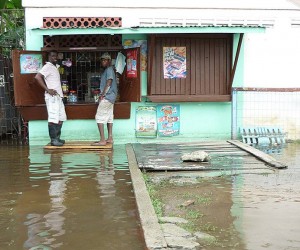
{"left": 18, "top": 102, "right": 131, "bottom": 121}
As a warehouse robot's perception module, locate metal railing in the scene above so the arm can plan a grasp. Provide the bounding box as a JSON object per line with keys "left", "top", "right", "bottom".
{"left": 232, "top": 87, "right": 300, "bottom": 141}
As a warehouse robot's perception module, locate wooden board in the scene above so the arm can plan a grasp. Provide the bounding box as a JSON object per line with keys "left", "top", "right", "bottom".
{"left": 131, "top": 141, "right": 287, "bottom": 172}
{"left": 44, "top": 141, "right": 113, "bottom": 150}
{"left": 227, "top": 140, "right": 287, "bottom": 169}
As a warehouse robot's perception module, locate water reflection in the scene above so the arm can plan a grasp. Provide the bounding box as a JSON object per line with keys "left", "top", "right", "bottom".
{"left": 0, "top": 145, "right": 145, "bottom": 250}
{"left": 24, "top": 152, "right": 67, "bottom": 249}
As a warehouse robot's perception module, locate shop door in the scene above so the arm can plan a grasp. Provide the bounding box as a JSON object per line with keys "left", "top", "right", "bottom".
{"left": 119, "top": 48, "right": 141, "bottom": 102}
{"left": 12, "top": 50, "right": 46, "bottom": 106}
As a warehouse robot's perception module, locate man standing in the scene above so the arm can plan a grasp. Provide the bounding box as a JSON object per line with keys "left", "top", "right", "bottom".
{"left": 35, "top": 51, "right": 67, "bottom": 146}
{"left": 92, "top": 52, "right": 117, "bottom": 146}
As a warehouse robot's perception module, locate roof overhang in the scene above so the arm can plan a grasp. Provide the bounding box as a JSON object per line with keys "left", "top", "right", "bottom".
{"left": 30, "top": 26, "right": 266, "bottom": 36}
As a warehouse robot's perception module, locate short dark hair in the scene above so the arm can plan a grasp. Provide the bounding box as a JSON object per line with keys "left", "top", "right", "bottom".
{"left": 47, "top": 50, "right": 58, "bottom": 56}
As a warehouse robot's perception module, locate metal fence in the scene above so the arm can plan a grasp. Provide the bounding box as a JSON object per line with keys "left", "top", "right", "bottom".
{"left": 232, "top": 88, "right": 300, "bottom": 141}
{"left": 0, "top": 53, "right": 26, "bottom": 145}
{"left": 0, "top": 9, "right": 26, "bottom": 144}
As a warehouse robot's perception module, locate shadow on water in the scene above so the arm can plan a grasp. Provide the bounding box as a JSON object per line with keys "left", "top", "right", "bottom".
{"left": 0, "top": 144, "right": 146, "bottom": 250}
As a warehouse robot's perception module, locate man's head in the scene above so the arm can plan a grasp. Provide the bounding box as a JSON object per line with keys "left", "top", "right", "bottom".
{"left": 48, "top": 50, "right": 58, "bottom": 64}
{"left": 100, "top": 52, "right": 111, "bottom": 67}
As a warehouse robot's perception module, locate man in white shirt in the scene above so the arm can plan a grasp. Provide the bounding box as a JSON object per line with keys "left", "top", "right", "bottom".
{"left": 35, "top": 51, "right": 67, "bottom": 146}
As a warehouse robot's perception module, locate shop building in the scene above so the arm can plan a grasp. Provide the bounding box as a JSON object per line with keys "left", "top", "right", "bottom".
{"left": 15, "top": 0, "right": 300, "bottom": 145}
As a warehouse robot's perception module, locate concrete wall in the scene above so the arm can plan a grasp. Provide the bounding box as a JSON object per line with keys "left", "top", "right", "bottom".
{"left": 241, "top": 17, "right": 300, "bottom": 139}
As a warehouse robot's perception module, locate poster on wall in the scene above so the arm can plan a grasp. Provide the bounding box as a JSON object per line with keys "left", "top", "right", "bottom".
{"left": 135, "top": 106, "right": 157, "bottom": 138}
{"left": 157, "top": 104, "right": 180, "bottom": 137}
{"left": 123, "top": 40, "right": 147, "bottom": 71}
{"left": 20, "top": 54, "right": 43, "bottom": 74}
{"left": 163, "top": 47, "right": 186, "bottom": 79}
{"left": 126, "top": 49, "right": 137, "bottom": 78}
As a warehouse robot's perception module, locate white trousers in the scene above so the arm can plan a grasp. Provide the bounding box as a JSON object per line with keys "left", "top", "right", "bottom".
{"left": 45, "top": 94, "right": 67, "bottom": 124}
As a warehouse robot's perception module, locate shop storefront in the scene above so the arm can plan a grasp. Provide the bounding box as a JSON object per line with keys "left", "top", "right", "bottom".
{"left": 18, "top": 1, "right": 267, "bottom": 145}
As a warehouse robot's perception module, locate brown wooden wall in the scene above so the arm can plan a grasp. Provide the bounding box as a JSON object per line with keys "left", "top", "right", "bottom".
{"left": 149, "top": 34, "right": 232, "bottom": 102}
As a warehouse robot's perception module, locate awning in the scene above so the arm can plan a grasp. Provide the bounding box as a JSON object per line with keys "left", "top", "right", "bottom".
{"left": 31, "top": 25, "right": 266, "bottom": 36}
{"left": 30, "top": 16, "right": 274, "bottom": 35}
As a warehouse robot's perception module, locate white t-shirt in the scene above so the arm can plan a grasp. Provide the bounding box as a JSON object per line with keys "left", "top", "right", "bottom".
{"left": 39, "top": 62, "right": 63, "bottom": 97}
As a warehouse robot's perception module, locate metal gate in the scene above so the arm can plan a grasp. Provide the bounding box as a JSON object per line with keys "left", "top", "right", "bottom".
{"left": 0, "top": 53, "right": 26, "bottom": 144}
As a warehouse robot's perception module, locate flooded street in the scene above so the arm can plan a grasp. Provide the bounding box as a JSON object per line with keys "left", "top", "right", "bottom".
{"left": 0, "top": 144, "right": 146, "bottom": 250}
{"left": 1, "top": 141, "right": 300, "bottom": 250}
{"left": 234, "top": 143, "right": 300, "bottom": 250}
{"left": 144, "top": 142, "right": 300, "bottom": 250}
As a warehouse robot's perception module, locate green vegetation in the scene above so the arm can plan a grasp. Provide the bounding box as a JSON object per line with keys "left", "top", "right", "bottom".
{"left": 0, "top": 0, "right": 24, "bottom": 55}
{"left": 186, "top": 209, "right": 204, "bottom": 219}
{"left": 143, "top": 173, "right": 164, "bottom": 218}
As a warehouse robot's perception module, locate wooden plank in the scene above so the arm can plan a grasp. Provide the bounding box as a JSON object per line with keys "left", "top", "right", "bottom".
{"left": 44, "top": 141, "right": 113, "bottom": 150}
{"left": 132, "top": 141, "right": 283, "bottom": 172}
{"left": 227, "top": 140, "right": 287, "bottom": 169}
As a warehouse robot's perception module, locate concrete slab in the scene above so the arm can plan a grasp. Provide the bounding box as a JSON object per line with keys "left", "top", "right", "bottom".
{"left": 126, "top": 144, "right": 168, "bottom": 250}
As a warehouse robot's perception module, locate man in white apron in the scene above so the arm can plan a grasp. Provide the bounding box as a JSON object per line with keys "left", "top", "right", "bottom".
{"left": 35, "top": 51, "right": 67, "bottom": 146}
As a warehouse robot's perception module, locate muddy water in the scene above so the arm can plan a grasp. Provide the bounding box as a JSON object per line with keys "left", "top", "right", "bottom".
{"left": 149, "top": 143, "right": 300, "bottom": 250}
{"left": 0, "top": 144, "right": 146, "bottom": 250}
{"left": 234, "top": 143, "right": 300, "bottom": 250}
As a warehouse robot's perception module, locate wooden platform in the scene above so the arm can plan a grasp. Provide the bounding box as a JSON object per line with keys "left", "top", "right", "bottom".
{"left": 44, "top": 141, "right": 113, "bottom": 150}
{"left": 131, "top": 140, "right": 287, "bottom": 171}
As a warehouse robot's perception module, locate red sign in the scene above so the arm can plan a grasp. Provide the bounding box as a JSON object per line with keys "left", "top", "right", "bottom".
{"left": 126, "top": 49, "right": 137, "bottom": 78}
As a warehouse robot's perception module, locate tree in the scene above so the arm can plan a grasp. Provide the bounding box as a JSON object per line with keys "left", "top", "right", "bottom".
{"left": 0, "top": 0, "right": 24, "bottom": 55}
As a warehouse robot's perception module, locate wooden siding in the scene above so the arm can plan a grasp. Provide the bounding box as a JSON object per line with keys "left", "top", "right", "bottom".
{"left": 149, "top": 34, "right": 232, "bottom": 102}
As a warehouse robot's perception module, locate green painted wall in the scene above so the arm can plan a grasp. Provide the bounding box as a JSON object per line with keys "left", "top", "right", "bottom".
{"left": 29, "top": 102, "right": 231, "bottom": 145}
{"left": 26, "top": 30, "right": 244, "bottom": 145}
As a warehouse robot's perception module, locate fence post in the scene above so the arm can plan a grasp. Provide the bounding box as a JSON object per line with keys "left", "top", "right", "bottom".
{"left": 231, "top": 88, "right": 238, "bottom": 140}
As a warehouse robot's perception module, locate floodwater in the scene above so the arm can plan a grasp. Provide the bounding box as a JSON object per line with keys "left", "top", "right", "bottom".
{"left": 233, "top": 143, "right": 300, "bottom": 250}
{"left": 0, "top": 144, "right": 146, "bottom": 250}
{"left": 146, "top": 142, "right": 300, "bottom": 250}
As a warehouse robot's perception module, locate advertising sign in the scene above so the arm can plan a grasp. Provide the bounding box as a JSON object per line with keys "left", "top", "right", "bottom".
{"left": 126, "top": 49, "right": 138, "bottom": 78}
{"left": 136, "top": 106, "right": 157, "bottom": 138}
{"left": 163, "top": 47, "right": 186, "bottom": 79}
{"left": 20, "top": 54, "right": 43, "bottom": 74}
{"left": 157, "top": 104, "right": 180, "bottom": 136}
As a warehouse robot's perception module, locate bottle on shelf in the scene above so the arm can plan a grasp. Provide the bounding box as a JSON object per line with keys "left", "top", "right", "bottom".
{"left": 68, "top": 90, "right": 78, "bottom": 103}
{"left": 93, "top": 89, "right": 100, "bottom": 103}
{"left": 61, "top": 81, "right": 69, "bottom": 104}
{"left": 61, "top": 81, "right": 69, "bottom": 94}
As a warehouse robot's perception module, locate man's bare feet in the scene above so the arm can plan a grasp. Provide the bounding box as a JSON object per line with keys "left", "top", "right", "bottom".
{"left": 106, "top": 139, "right": 114, "bottom": 144}
{"left": 91, "top": 141, "right": 107, "bottom": 146}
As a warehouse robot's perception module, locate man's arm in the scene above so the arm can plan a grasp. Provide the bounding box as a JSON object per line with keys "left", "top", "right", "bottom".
{"left": 34, "top": 73, "right": 57, "bottom": 96}
{"left": 100, "top": 79, "right": 112, "bottom": 100}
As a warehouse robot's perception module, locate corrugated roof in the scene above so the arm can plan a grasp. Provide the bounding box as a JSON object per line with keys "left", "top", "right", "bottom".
{"left": 137, "top": 18, "right": 274, "bottom": 28}
{"left": 35, "top": 17, "right": 273, "bottom": 30}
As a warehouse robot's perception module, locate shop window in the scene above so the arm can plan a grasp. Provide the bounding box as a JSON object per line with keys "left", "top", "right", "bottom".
{"left": 148, "top": 34, "right": 233, "bottom": 102}
{"left": 11, "top": 46, "right": 141, "bottom": 121}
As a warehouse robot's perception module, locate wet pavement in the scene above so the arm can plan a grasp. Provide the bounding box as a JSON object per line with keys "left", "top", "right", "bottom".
{"left": 139, "top": 142, "right": 300, "bottom": 250}
{"left": 0, "top": 144, "right": 146, "bottom": 250}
